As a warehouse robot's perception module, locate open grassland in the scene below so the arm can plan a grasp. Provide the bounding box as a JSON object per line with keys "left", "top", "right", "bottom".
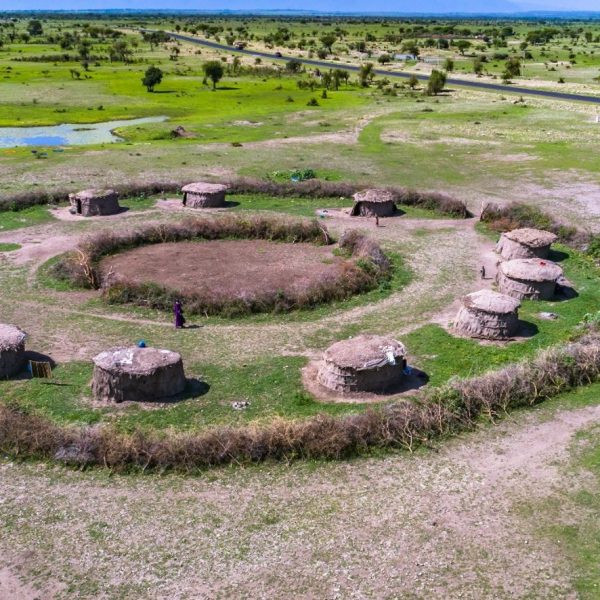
{"left": 1, "top": 15, "right": 600, "bottom": 599}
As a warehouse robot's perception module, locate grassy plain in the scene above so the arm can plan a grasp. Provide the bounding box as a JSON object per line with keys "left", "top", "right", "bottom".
{"left": 1, "top": 14, "right": 600, "bottom": 598}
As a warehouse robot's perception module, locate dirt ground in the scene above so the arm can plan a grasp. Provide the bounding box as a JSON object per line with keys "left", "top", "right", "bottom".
{"left": 1, "top": 401, "right": 597, "bottom": 599}
{"left": 101, "top": 239, "right": 346, "bottom": 298}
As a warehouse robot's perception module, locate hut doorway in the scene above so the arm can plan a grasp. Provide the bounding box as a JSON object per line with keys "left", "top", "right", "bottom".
{"left": 76, "top": 199, "right": 82, "bottom": 214}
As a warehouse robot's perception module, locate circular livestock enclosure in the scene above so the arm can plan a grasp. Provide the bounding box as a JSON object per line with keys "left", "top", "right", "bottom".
{"left": 54, "top": 215, "right": 392, "bottom": 317}
{"left": 454, "top": 289, "right": 521, "bottom": 340}
{"left": 181, "top": 182, "right": 228, "bottom": 208}
{"left": 496, "top": 228, "right": 558, "bottom": 261}
{"left": 0, "top": 324, "right": 27, "bottom": 379}
{"left": 496, "top": 258, "right": 564, "bottom": 301}
{"left": 92, "top": 346, "right": 186, "bottom": 403}
{"left": 350, "top": 189, "right": 397, "bottom": 217}
{"left": 317, "top": 335, "right": 407, "bottom": 394}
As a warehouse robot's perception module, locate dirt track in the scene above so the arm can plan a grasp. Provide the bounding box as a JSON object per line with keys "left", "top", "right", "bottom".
{"left": 1, "top": 402, "right": 597, "bottom": 599}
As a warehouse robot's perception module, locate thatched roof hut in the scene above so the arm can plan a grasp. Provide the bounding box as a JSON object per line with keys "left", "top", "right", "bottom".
{"left": 68, "top": 189, "right": 120, "bottom": 217}
{"left": 0, "top": 323, "right": 27, "bottom": 379}
{"left": 92, "top": 346, "right": 186, "bottom": 403}
{"left": 496, "top": 258, "right": 563, "bottom": 300}
{"left": 181, "top": 182, "right": 228, "bottom": 208}
{"left": 496, "top": 228, "right": 558, "bottom": 260}
{"left": 317, "top": 334, "right": 406, "bottom": 393}
{"left": 350, "top": 189, "right": 396, "bottom": 217}
{"left": 454, "top": 290, "right": 520, "bottom": 340}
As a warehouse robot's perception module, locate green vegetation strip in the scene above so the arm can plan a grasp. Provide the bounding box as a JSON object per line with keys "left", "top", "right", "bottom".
{"left": 0, "top": 243, "right": 21, "bottom": 252}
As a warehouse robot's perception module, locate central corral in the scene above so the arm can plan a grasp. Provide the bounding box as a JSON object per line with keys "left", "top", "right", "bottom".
{"left": 102, "top": 239, "right": 346, "bottom": 298}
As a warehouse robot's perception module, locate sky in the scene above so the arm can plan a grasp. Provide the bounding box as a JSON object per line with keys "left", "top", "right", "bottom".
{"left": 1, "top": 0, "right": 600, "bottom": 12}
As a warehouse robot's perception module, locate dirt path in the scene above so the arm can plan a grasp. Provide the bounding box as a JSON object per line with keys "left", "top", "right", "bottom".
{"left": 0, "top": 402, "right": 597, "bottom": 598}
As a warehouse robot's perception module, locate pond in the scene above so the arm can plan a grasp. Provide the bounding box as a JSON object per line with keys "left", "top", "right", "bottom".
{"left": 0, "top": 116, "right": 168, "bottom": 148}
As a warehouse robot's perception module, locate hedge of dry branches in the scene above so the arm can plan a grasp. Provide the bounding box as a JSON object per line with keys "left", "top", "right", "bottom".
{"left": 480, "top": 201, "right": 590, "bottom": 248}
{"left": 51, "top": 215, "right": 391, "bottom": 317}
{"left": 2, "top": 332, "right": 599, "bottom": 472}
{"left": 0, "top": 176, "right": 470, "bottom": 218}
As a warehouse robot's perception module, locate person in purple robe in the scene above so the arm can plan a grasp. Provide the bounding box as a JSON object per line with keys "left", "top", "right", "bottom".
{"left": 174, "top": 300, "right": 185, "bottom": 329}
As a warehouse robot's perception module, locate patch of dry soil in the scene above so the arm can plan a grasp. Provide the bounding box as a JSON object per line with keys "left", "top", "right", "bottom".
{"left": 0, "top": 404, "right": 598, "bottom": 598}
{"left": 102, "top": 239, "right": 347, "bottom": 298}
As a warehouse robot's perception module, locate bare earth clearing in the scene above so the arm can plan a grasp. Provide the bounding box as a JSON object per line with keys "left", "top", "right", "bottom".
{"left": 1, "top": 403, "right": 598, "bottom": 599}
{"left": 102, "top": 239, "right": 346, "bottom": 298}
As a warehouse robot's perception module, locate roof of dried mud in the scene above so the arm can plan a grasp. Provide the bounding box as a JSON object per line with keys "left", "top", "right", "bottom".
{"left": 503, "top": 228, "right": 558, "bottom": 247}
{"left": 462, "top": 289, "right": 521, "bottom": 314}
{"left": 323, "top": 334, "right": 406, "bottom": 370}
{"left": 499, "top": 258, "right": 563, "bottom": 282}
{"left": 352, "top": 189, "right": 395, "bottom": 204}
{"left": 70, "top": 189, "right": 117, "bottom": 201}
{"left": 0, "top": 323, "right": 27, "bottom": 351}
{"left": 181, "top": 182, "right": 228, "bottom": 194}
{"left": 93, "top": 346, "right": 182, "bottom": 375}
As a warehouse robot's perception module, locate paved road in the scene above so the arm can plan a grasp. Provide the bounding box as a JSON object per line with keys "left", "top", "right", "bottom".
{"left": 162, "top": 31, "right": 600, "bottom": 105}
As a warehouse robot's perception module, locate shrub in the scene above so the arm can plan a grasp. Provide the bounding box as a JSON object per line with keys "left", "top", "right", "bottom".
{"left": 480, "top": 201, "right": 584, "bottom": 246}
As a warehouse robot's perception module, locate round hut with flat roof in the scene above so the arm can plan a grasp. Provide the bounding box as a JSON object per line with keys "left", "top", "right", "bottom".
{"left": 0, "top": 324, "right": 27, "bottom": 379}
{"left": 454, "top": 289, "right": 521, "bottom": 340}
{"left": 317, "top": 334, "right": 406, "bottom": 393}
{"left": 350, "top": 189, "right": 396, "bottom": 218}
{"left": 69, "top": 189, "right": 120, "bottom": 217}
{"left": 497, "top": 258, "right": 563, "bottom": 301}
{"left": 496, "top": 228, "right": 558, "bottom": 261}
{"left": 92, "top": 346, "right": 186, "bottom": 403}
{"left": 182, "top": 182, "right": 228, "bottom": 208}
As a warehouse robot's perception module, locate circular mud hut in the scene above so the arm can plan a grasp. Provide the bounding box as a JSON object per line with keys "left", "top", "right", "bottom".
{"left": 0, "top": 324, "right": 27, "bottom": 379}
{"left": 350, "top": 189, "right": 396, "bottom": 218}
{"left": 496, "top": 228, "right": 558, "bottom": 261}
{"left": 497, "top": 258, "right": 563, "bottom": 301}
{"left": 181, "top": 182, "right": 228, "bottom": 208}
{"left": 92, "top": 346, "right": 186, "bottom": 403}
{"left": 454, "top": 289, "right": 521, "bottom": 340}
{"left": 68, "top": 189, "right": 120, "bottom": 217}
{"left": 317, "top": 335, "right": 407, "bottom": 393}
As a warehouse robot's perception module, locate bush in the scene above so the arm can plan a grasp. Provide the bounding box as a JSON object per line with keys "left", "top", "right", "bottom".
{"left": 480, "top": 201, "right": 584, "bottom": 246}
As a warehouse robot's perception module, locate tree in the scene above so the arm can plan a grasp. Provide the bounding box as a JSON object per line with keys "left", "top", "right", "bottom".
{"left": 27, "top": 20, "right": 43, "bottom": 36}
{"left": 454, "top": 40, "right": 472, "bottom": 56}
{"left": 320, "top": 33, "right": 337, "bottom": 54}
{"left": 401, "top": 41, "right": 419, "bottom": 57}
{"left": 378, "top": 53, "right": 392, "bottom": 65}
{"left": 203, "top": 60, "right": 224, "bottom": 90}
{"left": 443, "top": 58, "right": 454, "bottom": 72}
{"left": 285, "top": 58, "right": 302, "bottom": 73}
{"left": 110, "top": 40, "right": 132, "bottom": 63}
{"left": 426, "top": 69, "right": 447, "bottom": 96}
{"left": 408, "top": 74, "right": 419, "bottom": 89}
{"left": 504, "top": 57, "right": 521, "bottom": 79}
{"left": 358, "top": 62, "right": 374, "bottom": 87}
{"left": 142, "top": 65, "right": 163, "bottom": 92}
{"left": 473, "top": 57, "right": 484, "bottom": 75}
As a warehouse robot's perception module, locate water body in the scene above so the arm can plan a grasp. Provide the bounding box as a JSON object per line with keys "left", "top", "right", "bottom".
{"left": 0, "top": 116, "right": 168, "bottom": 148}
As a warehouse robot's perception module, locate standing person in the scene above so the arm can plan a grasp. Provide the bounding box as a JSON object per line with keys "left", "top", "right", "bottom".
{"left": 174, "top": 300, "right": 185, "bottom": 329}
{"left": 375, "top": 215, "right": 380, "bottom": 227}
{"left": 480, "top": 265, "right": 486, "bottom": 280}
